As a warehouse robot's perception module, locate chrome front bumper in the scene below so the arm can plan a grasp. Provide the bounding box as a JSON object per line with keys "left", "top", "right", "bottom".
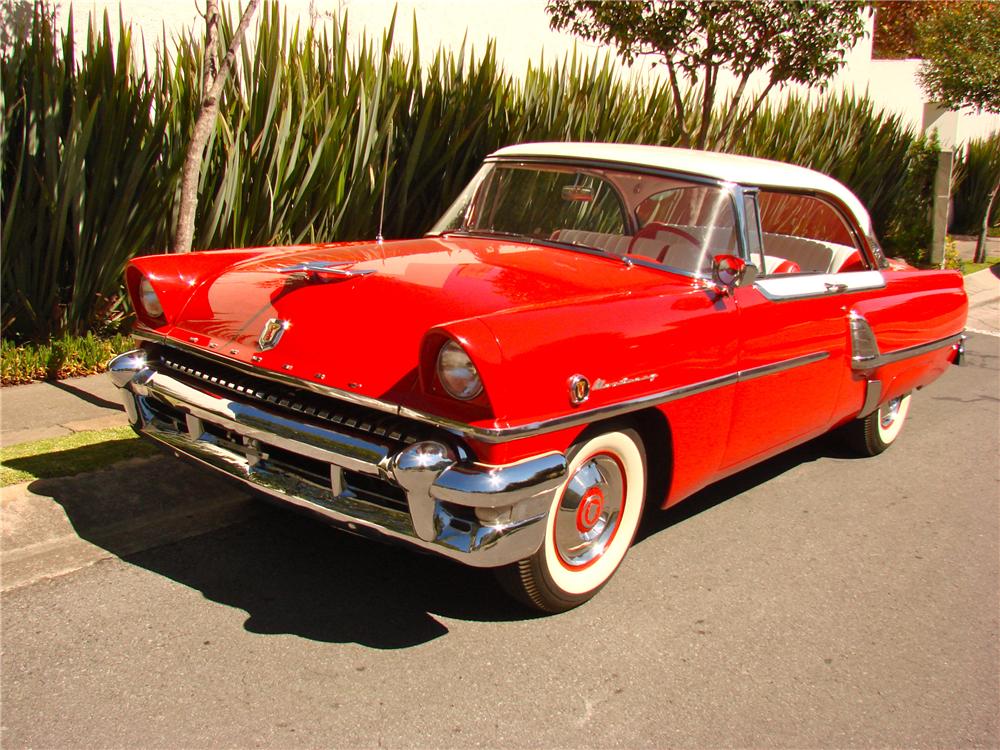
{"left": 108, "top": 350, "right": 566, "bottom": 567}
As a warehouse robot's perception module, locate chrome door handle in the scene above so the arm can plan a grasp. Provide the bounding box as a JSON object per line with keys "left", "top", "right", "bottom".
{"left": 825, "top": 282, "right": 848, "bottom": 294}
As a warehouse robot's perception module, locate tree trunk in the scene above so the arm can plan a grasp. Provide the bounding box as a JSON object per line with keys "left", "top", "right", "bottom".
{"left": 664, "top": 60, "right": 690, "bottom": 148}
{"left": 974, "top": 181, "right": 998, "bottom": 264}
{"left": 172, "top": 0, "right": 261, "bottom": 253}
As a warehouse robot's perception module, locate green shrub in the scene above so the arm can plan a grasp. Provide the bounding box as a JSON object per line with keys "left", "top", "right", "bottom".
{"left": 0, "top": 333, "right": 133, "bottom": 385}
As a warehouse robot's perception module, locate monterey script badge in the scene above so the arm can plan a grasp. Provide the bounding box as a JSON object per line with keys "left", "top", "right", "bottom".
{"left": 257, "top": 318, "right": 290, "bottom": 351}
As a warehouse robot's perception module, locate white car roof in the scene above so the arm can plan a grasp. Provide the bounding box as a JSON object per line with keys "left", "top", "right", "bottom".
{"left": 490, "top": 142, "right": 873, "bottom": 234}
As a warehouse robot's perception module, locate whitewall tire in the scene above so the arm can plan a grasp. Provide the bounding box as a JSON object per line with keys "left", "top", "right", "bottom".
{"left": 497, "top": 428, "right": 647, "bottom": 612}
{"left": 844, "top": 392, "right": 912, "bottom": 456}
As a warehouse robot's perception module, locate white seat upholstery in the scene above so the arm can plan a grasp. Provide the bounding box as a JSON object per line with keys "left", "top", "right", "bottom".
{"left": 551, "top": 229, "right": 632, "bottom": 255}
{"left": 762, "top": 233, "right": 858, "bottom": 274}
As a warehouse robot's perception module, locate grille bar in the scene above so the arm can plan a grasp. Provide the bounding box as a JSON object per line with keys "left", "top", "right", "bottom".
{"left": 156, "top": 346, "right": 428, "bottom": 447}
{"left": 154, "top": 397, "right": 409, "bottom": 513}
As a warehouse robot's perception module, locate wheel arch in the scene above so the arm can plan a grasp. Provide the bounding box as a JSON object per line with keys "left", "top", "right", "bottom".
{"left": 574, "top": 407, "right": 673, "bottom": 513}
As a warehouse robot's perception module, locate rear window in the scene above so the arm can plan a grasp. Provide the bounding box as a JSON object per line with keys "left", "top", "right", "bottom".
{"left": 758, "top": 191, "right": 856, "bottom": 246}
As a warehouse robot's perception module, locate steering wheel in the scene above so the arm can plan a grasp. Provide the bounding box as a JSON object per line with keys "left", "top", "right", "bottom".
{"left": 627, "top": 222, "right": 700, "bottom": 262}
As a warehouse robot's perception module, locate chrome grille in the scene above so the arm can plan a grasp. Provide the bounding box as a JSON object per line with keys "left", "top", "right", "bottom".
{"left": 198, "top": 420, "right": 409, "bottom": 512}
{"left": 154, "top": 345, "right": 429, "bottom": 446}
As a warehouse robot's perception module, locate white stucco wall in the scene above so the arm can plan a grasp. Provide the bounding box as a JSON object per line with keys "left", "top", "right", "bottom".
{"left": 63, "top": 0, "right": 999, "bottom": 143}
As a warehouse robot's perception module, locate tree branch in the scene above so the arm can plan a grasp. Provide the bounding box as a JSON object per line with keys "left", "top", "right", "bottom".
{"left": 695, "top": 61, "right": 717, "bottom": 150}
{"left": 664, "top": 59, "right": 690, "bottom": 148}
{"left": 173, "top": 0, "right": 261, "bottom": 254}
{"left": 727, "top": 78, "right": 777, "bottom": 149}
{"left": 717, "top": 71, "right": 753, "bottom": 151}
{"left": 205, "top": 0, "right": 261, "bottom": 107}
{"left": 975, "top": 180, "right": 998, "bottom": 264}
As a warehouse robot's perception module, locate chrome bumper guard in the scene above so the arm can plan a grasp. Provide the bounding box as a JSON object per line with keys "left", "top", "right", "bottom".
{"left": 109, "top": 350, "right": 566, "bottom": 567}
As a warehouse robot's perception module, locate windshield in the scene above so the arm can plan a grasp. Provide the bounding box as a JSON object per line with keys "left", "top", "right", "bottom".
{"left": 430, "top": 161, "right": 739, "bottom": 278}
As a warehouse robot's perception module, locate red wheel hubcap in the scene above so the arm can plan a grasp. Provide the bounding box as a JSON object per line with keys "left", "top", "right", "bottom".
{"left": 576, "top": 487, "right": 605, "bottom": 533}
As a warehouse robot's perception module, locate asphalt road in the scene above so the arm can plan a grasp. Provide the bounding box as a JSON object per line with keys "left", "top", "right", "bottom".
{"left": 2, "top": 334, "right": 997, "bottom": 749}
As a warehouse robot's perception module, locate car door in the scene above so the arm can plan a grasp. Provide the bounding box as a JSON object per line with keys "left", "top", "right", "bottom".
{"left": 721, "top": 189, "right": 883, "bottom": 471}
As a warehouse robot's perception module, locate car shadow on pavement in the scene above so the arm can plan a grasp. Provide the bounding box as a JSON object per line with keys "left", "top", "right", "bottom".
{"left": 635, "top": 431, "right": 852, "bottom": 543}
{"left": 23, "top": 455, "right": 539, "bottom": 648}
{"left": 124, "top": 506, "right": 540, "bottom": 647}
{"left": 49, "top": 378, "right": 124, "bottom": 411}
{"left": 25, "top": 432, "right": 851, "bottom": 648}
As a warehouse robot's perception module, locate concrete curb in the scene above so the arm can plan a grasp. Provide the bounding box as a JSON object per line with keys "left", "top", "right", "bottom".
{"left": 964, "top": 266, "right": 1000, "bottom": 336}
{"left": 1, "top": 373, "right": 128, "bottom": 448}
{"left": 1, "top": 455, "right": 257, "bottom": 593}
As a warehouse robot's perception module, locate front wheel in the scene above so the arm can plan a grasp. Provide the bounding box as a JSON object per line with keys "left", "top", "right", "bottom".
{"left": 843, "top": 392, "right": 912, "bottom": 456}
{"left": 496, "top": 428, "right": 647, "bottom": 613}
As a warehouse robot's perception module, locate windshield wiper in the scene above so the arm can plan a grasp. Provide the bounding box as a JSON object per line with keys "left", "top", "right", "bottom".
{"left": 448, "top": 230, "right": 639, "bottom": 268}
{"left": 450, "top": 229, "right": 532, "bottom": 240}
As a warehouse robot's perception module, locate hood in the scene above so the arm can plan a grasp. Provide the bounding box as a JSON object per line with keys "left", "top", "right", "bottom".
{"left": 157, "top": 236, "right": 672, "bottom": 402}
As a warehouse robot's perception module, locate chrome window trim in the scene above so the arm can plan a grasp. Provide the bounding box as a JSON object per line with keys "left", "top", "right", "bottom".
{"left": 729, "top": 184, "right": 754, "bottom": 263}
{"left": 486, "top": 155, "right": 727, "bottom": 189}
{"left": 755, "top": 270, "right": 886, "bottom": 302}
{"left": 738, "top": 187, "right": 765, "bottom": 270}
{"left": 134, "top": 331, "right": 829, "bottom": 445}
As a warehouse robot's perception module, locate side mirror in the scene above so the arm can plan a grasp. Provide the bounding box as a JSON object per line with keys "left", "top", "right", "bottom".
{"left": 711, "top": 254, "right": 748, "bottom": 296}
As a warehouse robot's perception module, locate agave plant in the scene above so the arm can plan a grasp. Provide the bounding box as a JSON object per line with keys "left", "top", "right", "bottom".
{"left": 1, "top": 7, "right": 172, "bottom": 341}
{"left": 952, "top": 132, "right": 1000, "bottom": 236}
{"left": 3, "top": 0, "right": 950, "bottom": 341}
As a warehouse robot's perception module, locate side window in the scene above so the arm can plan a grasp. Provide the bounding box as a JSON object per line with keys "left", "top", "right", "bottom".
{"left": 631, "top": 185, "right": 737, "bottom": 276}
{"left": 757, "top": 191, "right": 868, "bottom": 275}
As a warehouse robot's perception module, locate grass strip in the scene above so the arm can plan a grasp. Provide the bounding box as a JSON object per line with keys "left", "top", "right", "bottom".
{"left": 963, "top": 257, "right": 1000, "bottom": 275}
{"left": 0, "top": 426, "right": 159, "bottom": 487}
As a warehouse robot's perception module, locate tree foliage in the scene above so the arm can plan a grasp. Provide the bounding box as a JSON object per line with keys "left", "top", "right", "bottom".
{"left": 916, "top": 1, "right": 1000, "bottom": 114}
{"left": 545, "top": 0, "right": 869, "bottom": 150}
{"left": 870, "top": 1, "right": 945, "bottom": 59}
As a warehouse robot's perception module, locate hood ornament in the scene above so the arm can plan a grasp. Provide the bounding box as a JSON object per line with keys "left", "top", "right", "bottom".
{"left": 257, "top": 318, "right": 290, "bottom": 351}
{"left": 276, "top": 261, "right": 376, "bottom": 282}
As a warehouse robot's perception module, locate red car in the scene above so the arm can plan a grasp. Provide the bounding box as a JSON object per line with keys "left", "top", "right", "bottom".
{"left": 110, "top": 143, "right": 967, "bottom": 612}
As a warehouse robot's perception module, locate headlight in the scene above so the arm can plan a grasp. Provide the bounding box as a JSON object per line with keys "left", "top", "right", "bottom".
{"left": 436, "top": 340, "right": 483, "bottom": 400}
{"left": 138, "top": 277, "right": 164, "bottom": 319}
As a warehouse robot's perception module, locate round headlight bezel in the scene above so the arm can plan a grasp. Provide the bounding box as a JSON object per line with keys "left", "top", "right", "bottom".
{"left": 436, "top": 340, "right": 483, "bottom": 401}
{"left": 138, "top": 276, "right": 165, "bottom": 320}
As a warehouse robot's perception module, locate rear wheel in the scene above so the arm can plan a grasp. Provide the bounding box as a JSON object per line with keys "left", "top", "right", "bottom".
{"left": 844, "top": 393, "right": 912, "bottom": 456}
{"left": 497, "top": 428, "right": 646, "bottom": 613}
